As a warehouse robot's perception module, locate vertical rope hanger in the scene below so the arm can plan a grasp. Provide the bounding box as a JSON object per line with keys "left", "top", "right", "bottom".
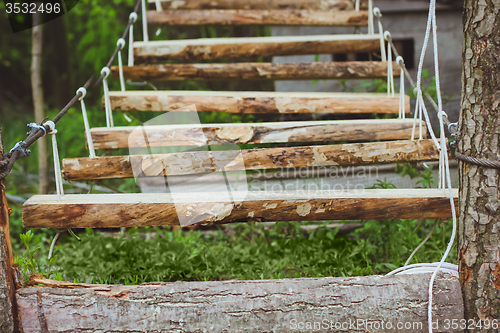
{"left": 141, "top": 0, "right": 149, "bottom": 42}
{"left": 128, "top": 12, "right": 138, "bottom": 67}
{"left": 116, "top": 38, "right": 126, "bottom": 92}
{"left": 396, "top": 56, "right": 405, "bottom": 119}
{"left": 384, "top": 32, "right": 395, "bottom": 97}
{"left": 77, "top": 87, "right": 96, "bottom": 158}
{"left": 367, "top": 0, "right": 374, "bottom": 35}
{"left": 101, "top": 67, "right": 114, "bottom": 127}
{"left": 373, "top": 8, "right": 386, "bottom": 62}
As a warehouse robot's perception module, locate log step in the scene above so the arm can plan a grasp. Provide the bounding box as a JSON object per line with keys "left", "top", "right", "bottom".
{"left": 149, "top": 0, "right": 360, "bottom": 11}
{"left": 63, "top": 139, "right": 442, "bottom": 181}
{"left": 111, "top": 61, "right": 400, "bottom": 81}
{"left": 90, "top": 119, "right": 426, "bottom": 149}
{"left": 23, "top": 189, "right": 459, "bottom": 228}
{"left": 133, "top": 34, "right": 380, "bottom": 62}
{"left": 106, "top": 90, "right": 409, "bottom": 114}
{"left": 147, "top": 9, "right": 369, "bottom": 26}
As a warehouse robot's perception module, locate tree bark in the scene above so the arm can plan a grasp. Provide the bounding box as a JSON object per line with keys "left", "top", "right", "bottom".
{"left": 133, "top": 35, "right": 380, "bottom": 62}
{"left": 22, "top": 189, "right": 458, "bottom": 229}
{"left": 147, "top": 9, "right": 369, "bottom": 26}
{"left": 17, "top": 273, "right": 463, "bottom": 333}
{"left": 31, "top": 11, "right": 49, "bottom": 194}
{"left": 62, "top": 139, "right": 442, "bottom": 180}
{"left": 0, "top": 128, "right": 16, "bottom": 333}
{"left": 458, "top": 0, "right": 500, "bottom": 327}
{"left": 107, "top": 90, "right": 407, "bottom": 114}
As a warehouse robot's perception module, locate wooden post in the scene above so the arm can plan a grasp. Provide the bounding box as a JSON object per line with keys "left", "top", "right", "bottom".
{"left": 0, "top": 127, "right": 17, "bottom": 332}
{"left": 458, "top": 0, "right": 500, "bottom": 325}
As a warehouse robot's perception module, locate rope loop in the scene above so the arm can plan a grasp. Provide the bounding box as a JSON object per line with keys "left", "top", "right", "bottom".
{"left": 76, "top": 87, "right": 87, "bottom": 100}
{"left": 372, "top": 7, "right": 381, "bottom": 17}
{"left": 129, "top": 12, "right": 138, "bottom": 23}
{"left": 9, "top": 141, "right": 31, "bottom": 158}
{"left": 437, "top": 110, "right": 448, "bottom": 120}
{"left": 27, "top": 122, "right": 47, "bottom": 136}
{"left": 45, "top": 121, "right": 56, "bottom": 134}
{"left": 448, "top": 122, "right": 458, "bottom": 137}
{"left": 384, "top": 30, "right": 392, "bottom": 41}
{"left": 117, "top": 38, "right": 126, "bottom": 50}
{"left": 396, "top": 56, "right": 404, "bottom": 66}
{"left": 101, "top": 67, "right": 111, "bottom": 79}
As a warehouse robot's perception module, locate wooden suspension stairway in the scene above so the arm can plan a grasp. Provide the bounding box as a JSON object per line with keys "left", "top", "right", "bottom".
{"left": 22, "top": 0, "right": 457, "bottom": 228}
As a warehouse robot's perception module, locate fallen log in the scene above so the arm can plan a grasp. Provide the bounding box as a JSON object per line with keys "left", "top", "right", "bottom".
{"left": 146, "top": 9, "right": 369, "bottom": 26}
{"left": 18, "top": 273, "right": 463, "bottom": 332}
{"left": 63, "top": 139, "right": 441, "bottom": 180}
{"left": 22, "top": 189, "right": 458, "bottom": 228}
{"left": 89, "top": 119, "right": 424, "bottom": 149}
{"left": 133, "top": 35, "right": 380, "bottom": 62}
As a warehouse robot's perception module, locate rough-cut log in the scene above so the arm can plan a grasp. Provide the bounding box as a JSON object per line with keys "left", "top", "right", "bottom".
{"left": 150, "top": 0, "right": 359, "bottom": 11}
{"left": 0, "top": 129, "right": 16, "bottom": 333}
{"left": 458, "top": 0, "right": 500, "bottom": 323}
{"left": 147, "top": 9, "right": 369, "bottom": 26}
{"left": 111, "top": 61, "right": 400, "bottom": 81}
{"left": 18, "top": 273, "right": 463, "bottom": 333}
{"left": 90, "top": 119, "right": 425, "bottom": 149}
{"left": 23, "top": 189, "right": 458, "bottom": 228}
{"left": 133, "top": 35, "right": 380, "bottom": 62}
{"left": 63, "top": 139, "right": 442, "bottom": 180}
{"left": 107, "top": 90, "right": 409, "bottom": 114}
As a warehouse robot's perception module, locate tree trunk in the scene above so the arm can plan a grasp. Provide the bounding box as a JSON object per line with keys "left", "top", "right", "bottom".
{"left": 18, "top": 273, "right": 463, "bottom": 333}
{"left": 458, "top": 0, "right": 500, "bottom": 328}
{"left": 0, "top": 128, "right": 17, "bottom": 333}
{"left": 31, "top": 11, "right": 49, "bottom": 194}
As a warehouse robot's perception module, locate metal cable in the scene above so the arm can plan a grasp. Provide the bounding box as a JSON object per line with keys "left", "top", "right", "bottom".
{"left": 455, "top": 151, "right": 500, "bottom": 169}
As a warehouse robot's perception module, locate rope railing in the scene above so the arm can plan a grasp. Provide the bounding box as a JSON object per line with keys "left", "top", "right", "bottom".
{"left": 0, "top": 0, "right": 142, "bottom": 181}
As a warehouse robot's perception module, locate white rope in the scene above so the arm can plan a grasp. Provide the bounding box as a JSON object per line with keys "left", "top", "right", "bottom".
{"left": 45, "top": 121, "right": 64, "bottom": 201}
{"left": 407, "top": 0, "right": 457, "bottom": 330}
{"left": 101, "top": 67, "right": 114, "bottom": 127}
{"left": 48, "top": 232, "right": 61, "bottom": 260}
{"left": 117, "top": 38, "right": 126, "bottom": 92}
{"left": 128, "top": 12, "right": 138, "bottom": 67}
{"left": 77, "top": 87, "right": 96, "bottom": 158}
{"left": 384, "top": 31, "right": 395, "bottom": 97}
{"left": 396, "top": 56, "right": 405, "bottom": 119}
{"left": 154, "top": 0, "right": 162, "bottom": 36}
{"left": 141, "top": 0, "right": 149, "bottom": 42}
{"left": 367, "top": 0, "right": 374, "bottom": 35}
{"left": 373, "top": 8, "right": 386, "bottom": 62}
{"left": 410, "top": 92, "right": 420, "bottom": 140}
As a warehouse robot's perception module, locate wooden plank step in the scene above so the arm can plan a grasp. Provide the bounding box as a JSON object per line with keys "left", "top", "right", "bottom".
{"left": 63, "top": 139, "right": 442, "bottom": 181}
{"left": 23, "top": 189, "right": 459, "bottom": 228}
{"left": 147, "top": 9, "right": 369, "bottom": 26}
{"left": 133, "top": 34, "right": 380, "bottom": 62}
{"left": 90, "top": 119, "right": 426, "bottom": 149}
{"left": 107, "top": 91, "right": 410, "bottom": 114}
{"left": 149, "top": 0, "right": 359, "bottom": 11}
{"left": 112, "top": 61, "right": 399, "bottom": 81}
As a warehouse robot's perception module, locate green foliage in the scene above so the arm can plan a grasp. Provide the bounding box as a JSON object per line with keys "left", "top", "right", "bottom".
{"left": 15, "top": 230, "right": 58, "bottom": 281}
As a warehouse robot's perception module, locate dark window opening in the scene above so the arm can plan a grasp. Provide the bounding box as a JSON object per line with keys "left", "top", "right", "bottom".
{"left": 330, "top": 38, "right": 414, "bottom": 69}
